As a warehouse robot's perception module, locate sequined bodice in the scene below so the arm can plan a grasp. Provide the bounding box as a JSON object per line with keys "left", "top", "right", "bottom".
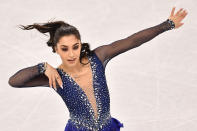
{"left": 56, "top": 52, "right": 111, "bottom": 130}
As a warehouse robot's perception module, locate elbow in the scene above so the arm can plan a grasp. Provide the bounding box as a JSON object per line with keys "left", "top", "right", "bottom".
{"left": 8, "top": 77, "right": 14, "bottom": 87}
{"left": 8, "top": 77, "right": 21, "bottom": 88}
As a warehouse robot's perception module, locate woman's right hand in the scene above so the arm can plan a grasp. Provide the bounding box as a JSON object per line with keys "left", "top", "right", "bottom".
{"left": 44, "top": 63, "right": 63, "bottom": 91}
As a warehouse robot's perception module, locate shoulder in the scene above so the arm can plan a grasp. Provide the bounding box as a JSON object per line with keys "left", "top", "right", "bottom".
{"left": 92, "top": 46, "right": 107, "bottom": 63}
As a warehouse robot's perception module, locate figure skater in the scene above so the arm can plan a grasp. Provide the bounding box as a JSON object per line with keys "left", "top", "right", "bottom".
{"left": 8, "top": 7, "right": 187, "bottom": 131}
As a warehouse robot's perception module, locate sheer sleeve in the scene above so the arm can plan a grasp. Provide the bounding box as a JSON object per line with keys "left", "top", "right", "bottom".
{"left": 93, "top": 19, "right": 173, "bottom": 68}
{"left": 8, "top": 64, "right": 50, "bottom": 88}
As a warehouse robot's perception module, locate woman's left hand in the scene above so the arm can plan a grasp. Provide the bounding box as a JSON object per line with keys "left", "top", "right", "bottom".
{"left": 168, "top": 7, "right": 188, "bottom": 29}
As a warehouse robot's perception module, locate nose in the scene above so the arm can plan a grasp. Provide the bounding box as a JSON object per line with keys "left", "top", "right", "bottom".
{"left": 68, "top": 49, "right": 74, "bottom": 58}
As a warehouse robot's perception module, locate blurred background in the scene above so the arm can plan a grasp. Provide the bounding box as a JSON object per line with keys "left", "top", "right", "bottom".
{"left": 0, "top": 0, "right": 196, "bottom": 130}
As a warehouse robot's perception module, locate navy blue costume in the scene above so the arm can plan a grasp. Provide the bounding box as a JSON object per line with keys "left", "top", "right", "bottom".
{"left": 56, "top": 51, "right": 123, "bottom": 130}
{"left": 8, "top": 19, "right": 173, "bottom": 131}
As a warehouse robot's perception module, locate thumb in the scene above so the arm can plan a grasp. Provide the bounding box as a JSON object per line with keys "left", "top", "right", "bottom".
{"left": 177, "top": 23, "right": 184, "bottom": 28}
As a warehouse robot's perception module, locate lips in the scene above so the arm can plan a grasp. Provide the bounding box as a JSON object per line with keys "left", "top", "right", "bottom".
{"left": 68, "top": 58, "right": 76, "bottom": 61}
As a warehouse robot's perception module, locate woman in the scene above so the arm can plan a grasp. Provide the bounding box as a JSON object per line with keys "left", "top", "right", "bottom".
{"left": 8, "top": 7, "right": 187, "bottom": 131}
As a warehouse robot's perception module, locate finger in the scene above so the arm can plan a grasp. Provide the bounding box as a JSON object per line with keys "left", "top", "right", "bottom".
{"left": 179, "top": 23, "right": 184, "bottom": 27}
{"left": 52, "top": 76, "right": 57, "bottom": 91}
{"left": 182, "top": 10, "right": 188, "bottom": 17}
{"left": 179, "top": 10, "right": 185, "bottom": 16}
{"left": 183, "top": 12, "right": 188, "bottom": 18}
{"left": 178, "top": 10, "right": 187, "bottom": 21}
{"left": 50, "top": 76, "right": 54, "bottom": 89}
{"left": 55, "top": 79, "right": 62, "bottom": 90}
{"left": 176, "top": 8, "right": 183, "bottom": 16}
{"left": 170, "top": 7, "right": 175, "bottom": 17}
{"left": 49, "top": 77, "right": 52, "bottom": 89}
{"left": 56, "top": 75, "right": 63, "bottom": 89}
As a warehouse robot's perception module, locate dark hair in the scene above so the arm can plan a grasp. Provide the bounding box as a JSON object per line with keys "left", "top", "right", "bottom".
{"left": 18, "top": 19, "right": 93, "bottom": 65}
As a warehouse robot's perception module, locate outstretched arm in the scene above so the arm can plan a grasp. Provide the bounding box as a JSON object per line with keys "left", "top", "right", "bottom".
{"left": 94, "top": 19, "right": 173, "bottom": 68}
{"left": 94, "top": 7, "right": 188, "bottom": 68}
{"left": 8, "top": 64, "right": 49, "bottom": 88}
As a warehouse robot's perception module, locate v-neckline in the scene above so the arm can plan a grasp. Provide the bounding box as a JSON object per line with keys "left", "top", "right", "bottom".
{"left": 57, "top": 53, "right": 99, "bottom": 122}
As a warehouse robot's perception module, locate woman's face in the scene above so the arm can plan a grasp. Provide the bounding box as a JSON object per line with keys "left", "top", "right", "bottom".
{"left": 55, "top": 34, "right": 81, "bottom": 67}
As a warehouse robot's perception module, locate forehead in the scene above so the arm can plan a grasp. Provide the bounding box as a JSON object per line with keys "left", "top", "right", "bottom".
{"left": 58, "top": 35, "right": 79, "bottom": 46}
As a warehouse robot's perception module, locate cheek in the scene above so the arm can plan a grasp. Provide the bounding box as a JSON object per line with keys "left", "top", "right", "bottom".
{"left": 58, "top": 51, "right": 68, "bottom": 59}
{"left": 58, "top": 51, "right": 65, "bottom": 56}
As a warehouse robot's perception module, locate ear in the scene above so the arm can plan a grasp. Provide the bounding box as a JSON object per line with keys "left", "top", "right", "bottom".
{"left": 54, "top": 46, "right": 58, "bottom": 54}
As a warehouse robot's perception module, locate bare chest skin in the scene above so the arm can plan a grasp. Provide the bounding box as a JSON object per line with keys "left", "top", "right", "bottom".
{"left": 71, "top": 63, "right": 93, "bottom": 89}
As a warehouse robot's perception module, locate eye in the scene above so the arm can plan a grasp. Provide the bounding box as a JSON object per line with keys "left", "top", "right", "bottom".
{"left": 73, "top": 45, "right": 79, "bottom": 50}
{"left": 61, "top": 48, "right": 68, "bottom": 51}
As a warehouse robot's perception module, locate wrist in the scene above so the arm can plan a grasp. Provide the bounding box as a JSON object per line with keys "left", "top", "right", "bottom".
{"left": 166, "top": 19, "right": 175, "bottom": 30}
{"left": 37, "top": 62, "right": 47, "bottom": 74}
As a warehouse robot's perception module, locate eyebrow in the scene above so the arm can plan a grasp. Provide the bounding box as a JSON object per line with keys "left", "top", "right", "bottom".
{"left": 60, "top": 43, "right": 79, "bottom": 47}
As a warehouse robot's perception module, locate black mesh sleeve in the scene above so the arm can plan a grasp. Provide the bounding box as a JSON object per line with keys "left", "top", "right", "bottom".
{"left": 93, "top": 19, "right": 173, "bottom": 68}
{"left": 8, "top": 64, "right": 49, "bottom": 88}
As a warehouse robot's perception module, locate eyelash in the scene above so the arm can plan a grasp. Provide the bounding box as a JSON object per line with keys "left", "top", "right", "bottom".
{"left": 61, "top": 46, "right": 79, "bottom": 51}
